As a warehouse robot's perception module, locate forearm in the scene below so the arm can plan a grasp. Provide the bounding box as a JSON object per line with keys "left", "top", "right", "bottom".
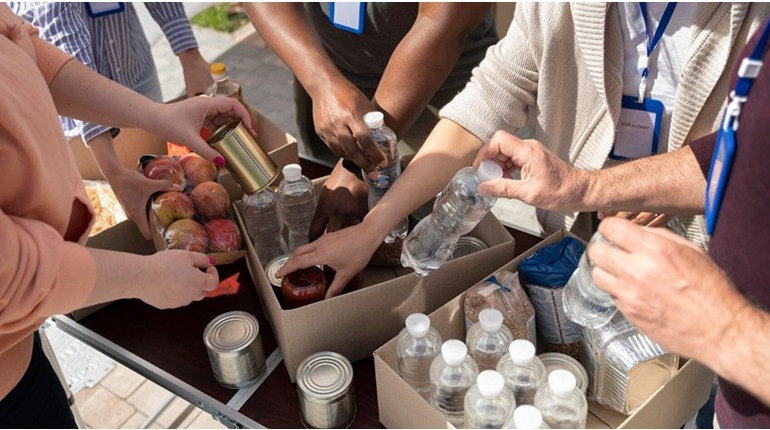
{"left": 83, "top": 248, "right": 152, "bottom": 306}
{"left": 88, "top": 132, "right": 124, "bottom": 179}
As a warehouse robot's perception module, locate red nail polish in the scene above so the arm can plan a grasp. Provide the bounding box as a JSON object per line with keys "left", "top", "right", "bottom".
{"left": 209, "top": 256, "right": 216, "bottom": 265}
{"left": 214, "top": 156, "right": 225, "bottom": 167}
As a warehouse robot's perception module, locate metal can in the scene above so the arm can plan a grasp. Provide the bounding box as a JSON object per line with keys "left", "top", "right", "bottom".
{"left": 208, "top": 119, "right": 278, "bottom": 194}
{"left": 266, "top": 254, "right": 291, "bottom": 294}
{"left": 296, "top": 351, "right": 356, "bottom": 429}
{"left": 538, "top": 352, "right": 589, "bottom": 394}
{"left": 451, "top": 235, "right": 489, "bottom": 260}
{"left": 203, "top": 311, "right": 266, "bottom": 389}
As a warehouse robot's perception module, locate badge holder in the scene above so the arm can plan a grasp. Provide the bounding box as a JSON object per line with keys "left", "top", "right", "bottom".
{"left": 329, "top": 2, "right": 365, "bottom": 35}
{"left": 610, "top": 96, "right": 664, "bottom": 160}
{"left": 85, "top": 2, "right": 125, "bottom": 18}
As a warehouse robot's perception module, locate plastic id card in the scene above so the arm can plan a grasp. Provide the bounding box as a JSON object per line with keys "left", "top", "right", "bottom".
{"left": 705, "top": 125, "right": 737, "bottom": 235}
{"left": 610, "top": 96, "right": 664, "bottom": 160}
{"left": 329, "top": 2, "right": 365, "bottom": 35}
{"left": 86, "top": 2, "right": 125, "bottom": 18}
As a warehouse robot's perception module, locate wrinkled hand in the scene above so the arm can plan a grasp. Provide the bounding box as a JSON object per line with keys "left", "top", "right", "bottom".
{"left": 138, "top": 250, "right": 219, "bottom": 309}
{"left": 276, "top": 223, "right": 381, "bottom": 298}
{"left": 588, "top": 217, "right": 748, "bottom": 360}
{"left": 472, "top": 131, "right": 589, "bottom": 210}
{"left": 312, "top": 80, "right": 384, "bottom": 172}
{"left": 107, "top": 168, "right": 180, "bottom": 239}
{"left": 309, "top": 162, "right": 369, "bottom": 241}
{"left": 598, "top": 211, "right": 672, "bottom": 228}
{"left": 178, "top": 49, "right": 213, "bottom": 98}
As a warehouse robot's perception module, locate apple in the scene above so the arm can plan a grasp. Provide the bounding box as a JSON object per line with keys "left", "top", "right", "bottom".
{"left": 205, "top": 218, "right": 242, "bottom": 253}
{"left": 179, "top": 153, "right": 218, "bottom": 187}
{"left": 190, "top": 181, "right": 230, "bottom": 219}
{"left": 143, "top": 156, "right": 187, "bottom": 188}
{"left": 165, "top": 219, "right": 208, "bottom": 253}
{"left": 151, "top": 191, "right": 195, "bottom": 227}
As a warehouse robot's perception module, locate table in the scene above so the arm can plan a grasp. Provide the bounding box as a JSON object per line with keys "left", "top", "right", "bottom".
{"left": 53, "top": 158, "right": 543, "bottom": 428}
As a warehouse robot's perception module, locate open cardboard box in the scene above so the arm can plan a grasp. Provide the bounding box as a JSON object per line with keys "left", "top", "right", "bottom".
{"left": 374, "top": 230, "right": 715, "bottom": 429}
{"left": 233, "top": 177, "right": 517, "bottom": 383}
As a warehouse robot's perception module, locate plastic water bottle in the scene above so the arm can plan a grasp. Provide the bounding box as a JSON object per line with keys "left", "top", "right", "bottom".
{"left": 206, "top": 62, "right": 245, "bottom": 105}
{"left": 464, "top": 370, "right": 515, "bottom": 429}
{"left": 504, "top": 405, "right": 549, "bottom": 429}
{"left": 401, "top": 160, "right": 503, "bottom": 276}
{"left": 429, "top": 339, "right": 479, "bottom": 427}
{"left": 242, "top": 188, "right": 288, "bottom": 267}
{"left": 362, "top": 111, "right": 408, "bottom": 243}
{"left": 562, "top": 231, "right": 617, "bottom": 328}
{"left": 533, "top": 369, "right": 587, "bottom": 429}
{"left": 396, "top": 313, "right": 443, "bottom": 400}
{"left": 496, "top": 340, "right": 547, "bottom": 406}
{"left": 277, "top": 164, "right": 316, "bottom": 252}
{"left": 466, "top": 308, "right": 513, "bottom": 372}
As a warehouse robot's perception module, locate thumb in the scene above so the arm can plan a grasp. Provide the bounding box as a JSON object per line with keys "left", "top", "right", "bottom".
{"left": 189, "top": 136, "right": 226, "bottom": 168}
{"left": 477, "top": 177, "right": 524, "bottom": 200}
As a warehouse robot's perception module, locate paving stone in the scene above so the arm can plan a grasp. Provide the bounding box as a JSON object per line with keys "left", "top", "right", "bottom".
{"left": 101, "top": 363, "right": 145, "bottom": 399}
{"left": 177, "top": 409, "right": 202, "bottom": 428}
{"left": 127, "top": 379, "right": 175, "bottom": 417}
{"left": 75, "top": 385, "right": 136, "bottom": 429}
{"left": 120, "top": 411, "right": 148, "bottom": 429}
{"left": 154, "top": 396, "right": 196, "bottom": 428}
{"left": 186, "top": 411, "right": 229, "bottom": 429}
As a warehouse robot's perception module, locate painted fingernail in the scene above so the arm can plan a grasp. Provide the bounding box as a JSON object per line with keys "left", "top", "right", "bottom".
{"left": 214, "top": 156, "right": 226, "bottom": 167}
{"left": 209, "top": 257, "right": 216, "bottom": 265}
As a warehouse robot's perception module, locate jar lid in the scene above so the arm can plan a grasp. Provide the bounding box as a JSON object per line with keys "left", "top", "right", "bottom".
{"left": 297, "top": 351, "right": 354, "bottom": 402}
{"left": 539, "top": 352, "right": 588, "bottom": 394}
{"left": 282, "top": 266, "right": 325, "bottom": 291}
{"left": 266, "top": 254, "right": 291, "bottom": 288}
{"left": 203, "top": 311, "right": 259, "bottom": 355}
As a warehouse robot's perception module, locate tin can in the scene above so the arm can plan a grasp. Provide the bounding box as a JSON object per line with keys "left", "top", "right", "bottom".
{"left": 266, "top": 254, "right": 291, "bottom": 295}
{"left": 538, "top": 352, "right": 589, "bottom": 394}
{"left": 208, "top": 119, "right": 278, "bottom": 194}
{"left": 296, "top": 351, "right": 356, "bottom": 429}
{"left": 450, "top": 236, "right": 489, "bottom": 260}
{"left": 203, "top": 311, "right": 266, "bottom": 389}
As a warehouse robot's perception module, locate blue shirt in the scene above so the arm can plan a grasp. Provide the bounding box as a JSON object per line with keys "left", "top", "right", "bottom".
{"left": 9, "top": 2, "right": 198, "bottom": 143}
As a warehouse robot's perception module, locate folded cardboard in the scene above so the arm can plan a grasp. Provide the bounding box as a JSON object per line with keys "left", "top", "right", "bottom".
{"left": 374, "top": 229, "right": 714, "bottom": 429}
{"left": 233, "top": 179, "right": 516, "bottom": 383}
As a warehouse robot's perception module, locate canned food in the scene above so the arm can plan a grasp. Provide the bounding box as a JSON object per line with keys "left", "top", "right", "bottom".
{"left": 450, "top": 236, "right": 489, "bottom": 260}
{"left": 203, "top": 311, "right": 266, "bottom": 389}
{"left": 296, "top": 351, "right": 356, "bottom": 429}
{"left": 208, "top": 120, "right": 278, "bottom": 194}
{"left": 266, "top": 254, "right": 291, "bottom": 292}
{"left": 538, "top": 352, "right": 589, "bottom": 394}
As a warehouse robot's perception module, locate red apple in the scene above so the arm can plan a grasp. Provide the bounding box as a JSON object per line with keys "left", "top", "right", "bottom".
{"left": 190, "top": 181, "right": 230, "bottom": 219}
{"left": 165, "top": 219, "right": 208, "bottom": 253}
{"left": 143, "top": 156, "right": 186, "bottom": 188}
{"left": 151, "top": 191, "right": 195, "bottom": 227}
{"left": 179, "top": 153, "right": 218, "bottom": 187}
{"left": 205, "top": 218, "right": 242, "bottom": 253}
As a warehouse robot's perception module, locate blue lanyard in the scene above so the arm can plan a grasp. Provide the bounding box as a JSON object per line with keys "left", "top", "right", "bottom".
{"left": 636, "top": 2, "right": 677, "bottom": 103}
{"left": 723, "top": 18, "right": 770, "bottom": 131}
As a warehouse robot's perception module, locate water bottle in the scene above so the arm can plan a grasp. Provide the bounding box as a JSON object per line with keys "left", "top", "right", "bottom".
{"left": 396, "top": 313, "right": 443, "bottom": 400}
{"left": 562, "top": 231, "right": 617, "bottom": 328}
{"left": 464, "top": 370, "right": 515, "bottom": 429}
{"left": 242, "top": 188, "right": 288, "bottom": 267}
{"left": 534, "top": 369, "right": 587, "bottom": 429}
{"left": 496, "top": 339, "right": 547, "bottom": 406}
{"left": 466, "top": 308, "right": 514, "bottom": 372}
{"left": 206, "top": 62, "right": 245, "bottom": 105}
{"left": 277, "top": 164, "right": 316, "bottom": 252}
{"left": 362, "top": 111, "right": 408, "bottom": 243}
{"left": 504, "top": 405, "right": 549, "bottom": 429}
{"left": 401, "top": 160, "right": 503, "bottom": 276}
{"left": 429, "top": 339, "right": 479, "bottom": 427}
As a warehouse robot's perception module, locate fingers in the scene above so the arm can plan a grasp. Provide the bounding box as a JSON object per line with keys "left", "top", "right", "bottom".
{"left": 351, "top": 125, "right": 386, "bottom": 169}
{"left": 325, "top": 276, "right": 348, "bottom": 299}
{"left": 274, "top": 243, "right": 317, "bottom": 278}
{"left": 476, "top": 177, "right": 523, "bottom": 199}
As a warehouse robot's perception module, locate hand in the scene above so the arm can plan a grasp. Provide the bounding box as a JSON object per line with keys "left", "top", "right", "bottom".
{"left": 107, "top": 168, "right": 181, "bottom": 239}
{"left": 598, "top": 211, "right": 672, "bottom": 228}
{"left": 472, "top": 131, "right": 590, "bottom": 211}
{"left": 311, "top": 80, "right": 385, "bottom": 172}
{"left": 308, "top": 162, "right": 369, "bottom": 241}
{"left": 588, "top": 217, "right": 749, "bottom": 361}
{"left": 137, "top": 251, "right": 219, "bottom": 309}
{"left": 178, "top": 49, "right": 213, "bottom": 98}
{"left": 276, "top": 223, "right": 381, "bottom": 298}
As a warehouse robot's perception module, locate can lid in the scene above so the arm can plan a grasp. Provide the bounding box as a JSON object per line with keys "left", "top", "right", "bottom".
{"left": 203, "top": 311, "right": 259, "bottom": 354}
{"left": 538, "top": 352, "right": 588, "bottom": 394}
{"left": 297, "top": 351, "right": 353, "bottom": 402}
{"left": 266, "top": 254, "right": 291, "bottom": 288}
{"left": 451, "top": 236, "right": 488, "bottom": 260}
{"left": 207, "top": 119, "right": 240, "bottom": 144}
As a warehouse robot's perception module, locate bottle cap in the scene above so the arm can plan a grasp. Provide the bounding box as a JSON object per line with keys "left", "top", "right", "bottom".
{"left": 405, "top": 313, "right": 431, "bottom": 339}
{"left": 510, "top": 339, "right": 535, "bottom": 366}
{"left": 548, "top": 369, "right": 577, "bottom": 398}
{"left": 363, "top": 111, "right": 385, "bottom": 128}
{"left": 441, "top": 339, "right": 468, "bottom": 366}
{"left": 476, "top": 160, "right": 503, "bottom": 182}
{"left": 513, "top": 405, "right": 544, "bottom": 429}
{"left": 477, "top": 370, "right": 505, "bottom": 399}
{"left": 210, "top": 62, "right": 227, "bottom": 78}
{"left": 282, "top": 164, "right": 302, "bottom": 182}
{"left": 479, "top": 308, "right": 504, "bottom": 333}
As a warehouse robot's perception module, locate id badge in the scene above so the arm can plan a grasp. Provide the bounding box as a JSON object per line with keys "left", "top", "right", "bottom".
{"left": 86, "top": 2, "right": 125, "bottom": 18}
{"left": 329, "top": 2, "right": 365, "bottom": 35}
{"left": 705, "top": 124, "right": 736, "bottom": 235}
{"left": 610, "top": 96, "right": 664, "bottom": 160}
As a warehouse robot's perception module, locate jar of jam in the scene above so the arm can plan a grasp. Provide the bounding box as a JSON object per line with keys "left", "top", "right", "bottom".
{"left": 281, "top": 266, "right": 327, "bottom": 309}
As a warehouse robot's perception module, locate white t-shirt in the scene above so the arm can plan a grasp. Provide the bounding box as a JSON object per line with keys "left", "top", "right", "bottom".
{"left": 618, "top": 2, "right": 696, "bottom": 152}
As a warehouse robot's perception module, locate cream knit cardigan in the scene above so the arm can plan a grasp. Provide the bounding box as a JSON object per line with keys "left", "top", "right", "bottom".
{"left": 441, "top": 2, "right": 770, "bottom": 244}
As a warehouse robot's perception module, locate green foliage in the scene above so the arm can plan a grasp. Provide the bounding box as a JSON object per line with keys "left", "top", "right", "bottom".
{"left": 190, "top": 3, "right": 248, "bottom": 33}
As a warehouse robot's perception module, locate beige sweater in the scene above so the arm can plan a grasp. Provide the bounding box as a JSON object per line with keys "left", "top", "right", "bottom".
{"left": 441, "top": 2, "right": 770, "bottom": 243}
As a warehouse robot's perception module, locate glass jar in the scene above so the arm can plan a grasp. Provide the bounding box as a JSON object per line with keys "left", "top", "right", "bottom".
{"left": 281, "top": 266, "right": 327, "bottom": 309}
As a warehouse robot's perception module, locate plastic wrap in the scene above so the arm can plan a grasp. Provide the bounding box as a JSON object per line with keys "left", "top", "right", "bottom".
{"left": 84, "top": 180, "right": 127, "bottom": 236}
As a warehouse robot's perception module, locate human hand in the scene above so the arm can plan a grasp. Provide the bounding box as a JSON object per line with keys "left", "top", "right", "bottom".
{"left": 588, "top": 217, "right": 748, "bottom": 360}
{"left": 472, "top": 131, "right": 590, "bottom": 211}
{"left": 598, "top": 211, "right": 672, "bottom": 228}
{"left": 178, "top": 49, "right": 213, "bottom": 97}
{"left": 308, "top": 162, "right": 369, "bottom": 241}
{"left": 107, "top": 168, "right": 181, "bottom": 239}
{"left": 137, "top": 251, "right": 219, "bottom": 309}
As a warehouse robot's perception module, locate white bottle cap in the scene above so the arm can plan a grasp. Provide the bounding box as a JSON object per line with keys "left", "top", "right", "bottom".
{"left": 477, "top": 370, "right": 505, "bottom": 399}
{"left": 405, "top": 313, "right": 431, "bottom": 339}
{"left": 441, "top": 339, "right": 468, "bottom": 366}
{"left": 282, "top": 163, "right": 302, "bottom": 181}
{"left": 363, "top": 111, "right": 385, "bottom": 128}
{"left": 513, "top": 405, "right": 544, "bottom": 429}
{"left": 509, "top": 339, "right": 535, "bottom": 366}
{"left": 548, "top": 369, "right": 577, "bottom": 398}
{"left": 476, "top": 160, "right": 503, "bottom": 182}
{"left": 479, "top": 308, "right": 504, "bottom": 333}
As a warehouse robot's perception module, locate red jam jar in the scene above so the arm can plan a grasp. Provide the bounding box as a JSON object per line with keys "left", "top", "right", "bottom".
{"left": 281, "top": 266, "right": 327, "bottom": 309}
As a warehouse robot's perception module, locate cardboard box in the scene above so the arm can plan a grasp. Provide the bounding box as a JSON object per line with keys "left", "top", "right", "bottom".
{"left": 233, "top": 186, "right": 516, "bottom": 383}
{"left": 374, "top": 230, "right": 714, "bottom": 429}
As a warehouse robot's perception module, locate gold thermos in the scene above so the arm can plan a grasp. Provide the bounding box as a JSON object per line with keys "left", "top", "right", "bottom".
{"left": 208, "top": 120, "right": 278, "bottom": 194}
